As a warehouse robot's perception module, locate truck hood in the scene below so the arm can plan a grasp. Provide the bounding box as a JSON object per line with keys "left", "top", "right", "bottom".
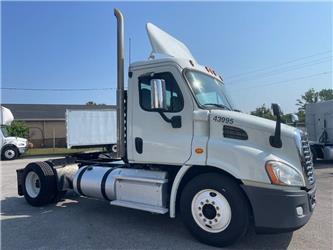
{"left": 3, "top": 137, "right": 27, "bottom": 146}
{"left": 210, "top": 109, "right": 299, "bottom": 159}
{"left": 209, "top": 109, "right": 303, "bottom": 178}
{"left": 221, "top": 110, "right": 296, "bottom": 139}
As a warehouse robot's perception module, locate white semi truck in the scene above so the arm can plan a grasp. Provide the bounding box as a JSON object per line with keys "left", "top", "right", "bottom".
{"left": 16, "top": 9, "right": 316, "bottom": 247}
{"left": 306, "top": 100, "right": 333, "bottom": 161}
{"left": 1, "top": 106, "right": 28, "bottom": 160}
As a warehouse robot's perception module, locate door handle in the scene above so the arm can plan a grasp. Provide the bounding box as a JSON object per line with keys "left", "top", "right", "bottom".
{"left": 135, "top": 137, "right": 143, "bottom": 154}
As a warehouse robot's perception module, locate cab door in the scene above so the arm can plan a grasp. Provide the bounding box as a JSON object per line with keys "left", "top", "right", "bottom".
{"left": 129, "top": 65, "right": 194, "bottom": 165}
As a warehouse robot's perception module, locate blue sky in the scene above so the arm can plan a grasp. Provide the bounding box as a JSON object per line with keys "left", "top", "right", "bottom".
{"left": 1, "top": 1, "right": 332, "bottom": 113}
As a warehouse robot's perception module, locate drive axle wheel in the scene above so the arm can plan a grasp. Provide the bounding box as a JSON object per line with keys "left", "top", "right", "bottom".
{"left": 180, "top": 173, "right": 250, "bottom": 247}
{"left": 22, "top": 162, "right": 58, "bottom": 206}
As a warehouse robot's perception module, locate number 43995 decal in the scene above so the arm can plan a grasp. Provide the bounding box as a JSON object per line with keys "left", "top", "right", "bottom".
{"left": 213, "top": 115, "right": 234, "bottom": 124}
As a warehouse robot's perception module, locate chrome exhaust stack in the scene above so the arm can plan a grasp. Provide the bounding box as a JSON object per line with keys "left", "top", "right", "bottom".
{"left": 114, "top": 8, "right": 125, "bottom": 159}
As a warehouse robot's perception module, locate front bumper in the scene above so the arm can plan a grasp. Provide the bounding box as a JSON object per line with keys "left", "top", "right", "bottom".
{"left": 18, "top": 146, "right": 27, "bottom": 154}
{"left": 242, "top": 184, "right": 316, "bottom": 233}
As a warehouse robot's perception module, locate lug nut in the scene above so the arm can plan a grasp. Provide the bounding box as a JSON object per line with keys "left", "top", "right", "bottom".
{"left": 212, "top": 201, "right": 215, "bottom": 205}
{"left": 199, "top": 213, "right": 202, "bottom": 217}
{"left": 206, "top": 199, "right": 209, "bottom": 203}
{"left": 214, "top": 219, "right": 218, "bottom": 222}
{"left": 217, "top": 213, "right": 220, "bottom": 217}
{"left": 209, "top": 221, "right": 212, "bottom": 224}
{"left": 198, "top": 207, "right": 201, "bottom": 210}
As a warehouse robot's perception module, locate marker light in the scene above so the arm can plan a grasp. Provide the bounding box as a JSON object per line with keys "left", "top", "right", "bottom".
{"left": 195, "top": 148, "right": 204, "bottom": 154}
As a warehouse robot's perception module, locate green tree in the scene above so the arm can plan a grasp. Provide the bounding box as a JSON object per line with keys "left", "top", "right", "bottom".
{"left": 250, "top": 104, "right": 275, "bottom": 120}
{"left": 296, "top": 88, "right": 319, "bottom": 112}
{"left": 86, "top": 101, "right": 97, "bottom": 105}
{"left": 318, "top": 88, "right": 333, "bottom": 101}
{"left": 86, "top": 101, "right": 106, "bottom": 106}
{"left": 7, "top": 121, "right": 29, "bottom": 138}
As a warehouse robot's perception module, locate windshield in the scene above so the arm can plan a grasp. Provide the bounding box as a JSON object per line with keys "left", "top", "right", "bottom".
{"left": 1, "top": 126, "right": 10, "bottom": 137}
{"left": 185, "top": 70, "right": 233, "bottom": 110}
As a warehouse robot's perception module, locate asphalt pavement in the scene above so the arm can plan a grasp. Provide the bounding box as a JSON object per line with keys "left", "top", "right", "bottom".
{"left": 1, "top": 157, "right": 332, "bottom": 249}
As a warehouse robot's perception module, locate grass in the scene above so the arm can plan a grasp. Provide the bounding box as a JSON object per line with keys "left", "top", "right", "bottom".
{"left": 25, "top": 147, "right": 104, "bottom": 156}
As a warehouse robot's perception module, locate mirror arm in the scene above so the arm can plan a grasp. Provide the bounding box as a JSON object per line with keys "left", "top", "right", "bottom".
{"left": 158, "top": 111, "right": 172, "bottom": 123}
{"left": 157, "top": 111, "right": 181, "bottom": 128}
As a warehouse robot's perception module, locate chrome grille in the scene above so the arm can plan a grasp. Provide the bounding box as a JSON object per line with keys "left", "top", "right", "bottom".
{"left": 300, "top": 133, "right": 315, "bottom": 185}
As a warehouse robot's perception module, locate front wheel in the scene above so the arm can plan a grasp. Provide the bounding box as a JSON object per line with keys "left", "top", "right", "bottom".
{"left": 1, "top": 145, "right": 19, "bottom": 160}
{"left": 180, "top": 173, "right": 250, "bottom": 247}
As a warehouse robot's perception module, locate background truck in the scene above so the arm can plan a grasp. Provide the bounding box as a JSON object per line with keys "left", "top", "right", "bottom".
{"left": 1, "top": 106, "right": 28, "bottom": 160}
{"left": 16, "top": 9, "right": 316, "bottom": 247}
{"left": 306, "top": 100, "right": 333, "bottom": 161}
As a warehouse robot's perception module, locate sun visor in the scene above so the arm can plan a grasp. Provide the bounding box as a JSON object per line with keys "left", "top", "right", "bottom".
{"left": 146, "top": 23, "right": 196, "bottom": 62}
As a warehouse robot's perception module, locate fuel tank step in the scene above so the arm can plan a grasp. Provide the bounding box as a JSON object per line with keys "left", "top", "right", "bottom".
{"left": 110, "top": 200, "right": 168, "bottom": 214}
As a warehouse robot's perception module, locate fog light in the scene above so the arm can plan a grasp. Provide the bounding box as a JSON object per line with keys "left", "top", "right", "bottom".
{"left": 296, "top": 206, "right": 304, "bottom": 216}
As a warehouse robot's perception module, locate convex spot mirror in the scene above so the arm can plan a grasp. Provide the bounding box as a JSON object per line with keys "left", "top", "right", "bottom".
{"left": 290, "top": 114, "right": 299, "bottom": 123}
{"left": 151, "top": 79, "right": 167, "bottom": 111}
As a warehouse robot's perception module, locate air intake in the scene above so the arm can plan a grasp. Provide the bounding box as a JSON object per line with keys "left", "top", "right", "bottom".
{"left": 223, "top": 125, "right": 248, "bottom": 140}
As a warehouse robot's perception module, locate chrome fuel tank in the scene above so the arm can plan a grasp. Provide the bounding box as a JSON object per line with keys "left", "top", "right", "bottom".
{"left": 72, "top": 165, "right": 168, "bottom": 208}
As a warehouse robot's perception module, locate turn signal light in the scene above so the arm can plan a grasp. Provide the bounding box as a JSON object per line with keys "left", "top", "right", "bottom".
{"left": 195, "top": 148, "right": 204, "bottom": 154}
{"left": 265, "top": 162, "right": 282, "bottom": 185}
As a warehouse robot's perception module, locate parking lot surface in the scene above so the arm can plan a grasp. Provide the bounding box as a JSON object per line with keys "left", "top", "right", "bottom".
{"left": 1, "top": 157, "right": 332, "bottom": 249}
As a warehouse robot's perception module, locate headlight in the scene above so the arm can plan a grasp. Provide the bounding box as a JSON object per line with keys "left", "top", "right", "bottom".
{"left": 265, "top": 161, "right": 305, "bottom": 187}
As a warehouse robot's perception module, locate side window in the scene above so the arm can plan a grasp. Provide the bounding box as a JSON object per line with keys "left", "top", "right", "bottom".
{"left": 139, "top": 72, "right": 184, "bottom": 112}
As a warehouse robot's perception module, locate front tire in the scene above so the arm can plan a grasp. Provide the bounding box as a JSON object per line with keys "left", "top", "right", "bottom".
{"left": 1, "top": 145, "right": 19, "bottom": 160}
{"left": 180, "top": 173, "right": 250, "bottom": 247}
{"left": 22, "top": 162, "right": 58, "bottom": 206}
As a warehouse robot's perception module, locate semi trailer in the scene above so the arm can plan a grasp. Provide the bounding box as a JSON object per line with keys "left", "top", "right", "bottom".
{"left": 306, "top": 100, "right": 333, "bottom": 161}
{"left": 16, "top": 9, "right": 316, "bottom": 247}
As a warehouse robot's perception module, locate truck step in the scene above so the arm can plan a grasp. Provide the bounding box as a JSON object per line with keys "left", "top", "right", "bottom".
{"left": 110, "top": 200, "right": 168, "bottom": 214}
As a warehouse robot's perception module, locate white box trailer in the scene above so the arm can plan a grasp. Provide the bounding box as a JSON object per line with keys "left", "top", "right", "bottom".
{"left": 66, "top": 109, "right": 117, "bottom": 149}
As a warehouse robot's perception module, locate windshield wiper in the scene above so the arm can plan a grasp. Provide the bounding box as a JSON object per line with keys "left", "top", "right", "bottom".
{"left": 202, "top": 103, "right": 231, "bottom": 110}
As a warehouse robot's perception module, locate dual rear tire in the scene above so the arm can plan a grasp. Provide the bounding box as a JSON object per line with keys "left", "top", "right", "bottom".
{"left": 22, "top": 162, "right": 59, "bottom": 206}
{"left": 180, "top": 173, "right": 250, "bottom": 247}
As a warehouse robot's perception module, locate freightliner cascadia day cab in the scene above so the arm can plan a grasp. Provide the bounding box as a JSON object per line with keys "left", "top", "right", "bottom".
{"left": 16, "top": 9, "right": 316, "bottom": 247}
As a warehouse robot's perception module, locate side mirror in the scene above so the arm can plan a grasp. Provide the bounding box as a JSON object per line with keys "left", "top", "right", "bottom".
{"left": 151, "top": 79, "right": 167, "bottom": 110}
{"left": 270, "top": 103, "right": 282, "bottom": 148}
{"left": 271, "top": 103, "right": 281, "bottom": 116}
{"left": 290, "top": 114, "right": 299, "bottom": 123}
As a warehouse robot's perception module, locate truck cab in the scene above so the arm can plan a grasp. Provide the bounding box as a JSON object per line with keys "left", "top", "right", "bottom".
{"left": 1, "top": 106, "right": 28, "bottom": 160}
{"left": 16, "top": 9, "right": 316, "bottom": 247}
